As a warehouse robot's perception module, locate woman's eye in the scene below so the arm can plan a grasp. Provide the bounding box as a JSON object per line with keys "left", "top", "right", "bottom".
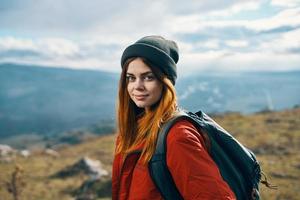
{"left": 126, "top": 75, "right": 135, "bottom": 82}
{"left": 144, "top": 75, "right": 155, "bottom": 81}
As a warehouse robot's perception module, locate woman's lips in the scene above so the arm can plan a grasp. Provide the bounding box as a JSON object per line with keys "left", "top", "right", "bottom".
{"left": 134, "top": 94, "right": 148, "bottom": 100}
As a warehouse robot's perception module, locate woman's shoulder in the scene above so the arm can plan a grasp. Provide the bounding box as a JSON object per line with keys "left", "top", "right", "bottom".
{"left": 167, "top": 118, "right": 204, "bottom": 143}
{"left": 169, "top": 118, "right": 196, "bottom": 131}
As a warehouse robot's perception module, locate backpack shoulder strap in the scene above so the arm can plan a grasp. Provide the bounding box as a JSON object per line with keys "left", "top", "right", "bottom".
{"left": 149, "top": 111, "right": 194, "bottom": 200}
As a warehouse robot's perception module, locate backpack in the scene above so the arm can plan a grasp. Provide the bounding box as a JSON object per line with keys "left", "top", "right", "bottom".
{"left": 149, "top": 110, "right": 274, "bottom": 200}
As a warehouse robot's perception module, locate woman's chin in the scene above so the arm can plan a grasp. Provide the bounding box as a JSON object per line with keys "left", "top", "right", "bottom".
{"left": 135, "top": 104, "right": 146, "bottom": 108}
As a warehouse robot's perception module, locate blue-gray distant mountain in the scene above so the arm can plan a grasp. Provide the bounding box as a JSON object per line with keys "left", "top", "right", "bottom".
{"left": 176, "top": 71, "right": 300, "bottom": 114}
{"left": 1, "top": 63, "right": 300, "bottom": 141}
{"left": 0, "top": 63, "right": 118, "bottom": 138}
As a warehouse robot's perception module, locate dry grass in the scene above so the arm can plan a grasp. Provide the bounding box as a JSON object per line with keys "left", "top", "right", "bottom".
{"left": 214, "top": 108, "right": 300, "bottom": 200}
{"left": 0, "top": 134, "right": 116, "bottom": 200}
{"left": 1, "top": 108, "right": 300, "bottom": 200}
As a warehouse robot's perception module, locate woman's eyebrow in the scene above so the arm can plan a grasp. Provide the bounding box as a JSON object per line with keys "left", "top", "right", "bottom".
{"left": 141, "top": 71, "right": 153, "bottom": 76}
{"left": 126, "top": 71, "right": 153, "bottom": 76}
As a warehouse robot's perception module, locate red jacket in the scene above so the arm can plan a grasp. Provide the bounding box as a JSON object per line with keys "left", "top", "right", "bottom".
{"left": 112, "top": 120, "right": 236, "bottom": 200}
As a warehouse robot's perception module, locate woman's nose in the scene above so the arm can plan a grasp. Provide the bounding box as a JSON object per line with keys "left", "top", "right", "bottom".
{"left": 134, "top": 78, "right": 145, "bottom": 90}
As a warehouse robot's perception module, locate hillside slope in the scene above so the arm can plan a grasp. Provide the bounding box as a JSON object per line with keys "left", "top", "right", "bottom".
{"left": 0, "top": 108, "right": 299, "bottom": 200}
{"left": 0, "top": 63, "right": 118, "bottom": 138}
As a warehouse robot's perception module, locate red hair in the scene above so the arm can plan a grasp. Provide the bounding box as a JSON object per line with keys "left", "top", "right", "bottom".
{"left": 116, "top": 57, "right": 178, "bottom": 164}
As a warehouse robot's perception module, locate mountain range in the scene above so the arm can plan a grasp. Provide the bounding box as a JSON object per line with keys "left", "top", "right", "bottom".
{"left": 1, "top": 63, "right": 299, "bottom": 140}
{"left": 0, "top": 63, "right": 118, "bottom": 139}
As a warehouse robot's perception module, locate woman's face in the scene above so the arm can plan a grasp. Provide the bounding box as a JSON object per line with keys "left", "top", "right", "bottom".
{"left": 126, "top": 58, "right": 163, "bottom": 111}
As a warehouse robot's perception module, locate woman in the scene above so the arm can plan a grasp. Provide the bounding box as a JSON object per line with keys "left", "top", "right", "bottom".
{"left": 112, "top": 35, "right": 236, "bottom": 200}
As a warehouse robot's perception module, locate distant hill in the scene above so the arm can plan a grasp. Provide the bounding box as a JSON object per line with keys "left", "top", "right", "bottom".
{"left": 1, "top": 63, "right": 299, "bottom": 141}
{"left": 0, "top": 63, "right": 118, "bottom": 138}
{"left": 176, "top": 71, "right": 300, "bottom": 114}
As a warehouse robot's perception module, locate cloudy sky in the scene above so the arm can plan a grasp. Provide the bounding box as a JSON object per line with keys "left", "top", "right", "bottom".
{"left": 0, "top": 0, "right": 299, "bottom": 75}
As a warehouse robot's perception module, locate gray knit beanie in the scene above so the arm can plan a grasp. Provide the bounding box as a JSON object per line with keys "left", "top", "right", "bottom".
{"left": 121, "top": 35, "right": 179, "bottom": 85}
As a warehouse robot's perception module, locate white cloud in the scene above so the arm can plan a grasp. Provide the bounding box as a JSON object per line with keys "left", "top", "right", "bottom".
{"left": 37, "top": 38, "right": 80, "bottom": 57}
{"left": 165, "top": 1, "right": 262, "bottom": 34}
{"left": 208, "top": 1, "right": 261, "bottom": 17}
{"left": 271, "top": 0, "right": 300, "bottom": 7}
{"left": 258, "top": 28, "right": 300, "bottom": 53}
{"left": 169, "top": 6, "right": 300, "bottom": 35}
{"left": 225, "top": 40, "right": 249, "bottom": 48}
{"left": 0, "top": 37, "right": 81, "bottom": 58}
{"left": 0, "top": 36, "right": 122, "bottom": 71}
{"left": 177, "top": 47, "right": 300, "bottom": 75}
{"left": 202, "top": 40, "right": 220, "bottom": 49}
{"left": 178, "top": 50, "right": 230, "bottom": 74}
{"left": 0, "top": 37, "right": 36, "bottom": 51}
{"left": 215, "top": 52, "right": 300, "bottom": 71}
{"left": 166, "top": 0, "right": 261, "bottom": 15}
{"left": 246, "top": 7, "right": 300, "bottom": 31}
{"left": 0, "top": 0, "right": 299, "bottom": 73}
